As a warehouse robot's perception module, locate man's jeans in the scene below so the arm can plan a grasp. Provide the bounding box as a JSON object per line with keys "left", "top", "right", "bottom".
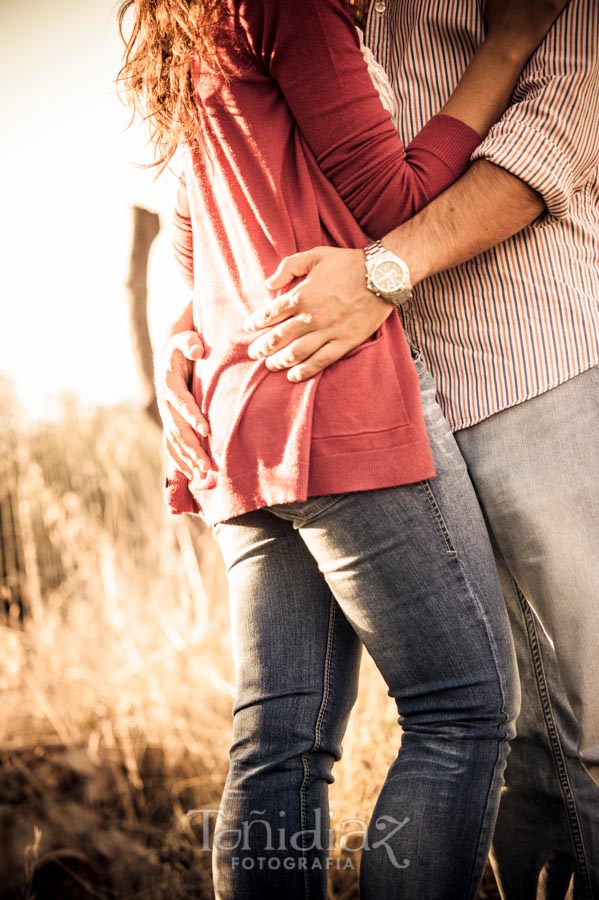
{"left": 456, "top": 365, "right": 599, "bottom": 900}
{"left": 211, "top": 360, "right": 519, "bottom": 900}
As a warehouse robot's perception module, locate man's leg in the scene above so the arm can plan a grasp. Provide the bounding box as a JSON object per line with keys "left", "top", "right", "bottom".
{"left": 455, "top": 365, "right": 599, "bottom": 900}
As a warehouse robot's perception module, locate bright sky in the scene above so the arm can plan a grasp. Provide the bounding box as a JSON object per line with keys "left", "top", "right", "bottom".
{"left": 0, "top": 0, "right": 188, "bottom": 417}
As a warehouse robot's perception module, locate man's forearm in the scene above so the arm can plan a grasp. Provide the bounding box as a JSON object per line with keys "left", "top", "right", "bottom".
{"left": 240, "top": 161, "right": 547, "bottom": 381}
{"left": 384, "top": 160, "right": 545, "bottom": 285}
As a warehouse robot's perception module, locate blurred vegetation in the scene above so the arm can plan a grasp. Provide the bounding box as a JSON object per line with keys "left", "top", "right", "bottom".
{"left": 0, "top": 375, "right": 498, "bottom": 899}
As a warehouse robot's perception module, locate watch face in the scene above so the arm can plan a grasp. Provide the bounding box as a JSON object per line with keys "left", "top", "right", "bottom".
{"left": 372, "top": 259, "right": 407, "bottom": 294}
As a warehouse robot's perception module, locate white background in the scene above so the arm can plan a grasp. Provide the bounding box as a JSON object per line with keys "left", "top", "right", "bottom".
{"left": 0, "top": 0, "right": 188, "bottom": 417}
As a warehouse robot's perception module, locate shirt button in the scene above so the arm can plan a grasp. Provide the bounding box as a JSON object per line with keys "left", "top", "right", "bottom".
{"left": 375, "top": 0, "right": 387, "bottom": 12}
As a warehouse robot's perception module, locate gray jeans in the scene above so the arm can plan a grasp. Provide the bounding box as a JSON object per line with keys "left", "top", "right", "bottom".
{"left": 455, "top": 364, "right": 599, "bottom": 900}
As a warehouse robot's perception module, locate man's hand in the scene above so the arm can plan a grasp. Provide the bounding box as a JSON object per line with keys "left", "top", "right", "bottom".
{"left": 242, "top": 247, "right": 393, "bottom": 381}
{"left": 155, "top": 330, "right": 212, "bottom": 479}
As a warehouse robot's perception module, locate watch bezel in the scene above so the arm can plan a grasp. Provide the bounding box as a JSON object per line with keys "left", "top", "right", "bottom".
{"left": 370, "top": 256, "right": 410, "bottom": 295}
{"left": 364, "top": 241, "right": 412, "bottom": 306}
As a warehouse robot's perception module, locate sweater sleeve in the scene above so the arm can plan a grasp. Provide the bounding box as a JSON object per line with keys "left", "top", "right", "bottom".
{"left": 172, "top": 171, "right": 194, "bottom": 288}
{"left": 238, "top": 0, "right": 480, "bottom": 237}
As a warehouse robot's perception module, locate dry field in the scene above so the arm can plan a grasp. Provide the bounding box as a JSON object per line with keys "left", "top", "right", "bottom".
{"left": 0, "top": 382, "right": 499, "bottom": 899}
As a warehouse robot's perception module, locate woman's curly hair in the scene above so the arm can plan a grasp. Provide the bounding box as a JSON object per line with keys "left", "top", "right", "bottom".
{"left": 117, "top": 0, "right": 369, "bottom": 171}
{"left": 117, "top": 0, "right": 224, "bottom": 170}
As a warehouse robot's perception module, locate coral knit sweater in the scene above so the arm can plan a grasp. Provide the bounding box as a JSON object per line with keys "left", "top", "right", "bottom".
{"left": 165, "top": 0, "right": 480, "bottom": 525}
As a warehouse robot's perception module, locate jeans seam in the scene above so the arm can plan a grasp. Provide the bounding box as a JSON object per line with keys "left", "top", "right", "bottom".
{"left": 459, "top": 583, "right": 514, "bottom": 896}
{"left": 410, "top": 507, "right": 513, "bottom": 893}
{"left": 466, "top": 739, "right": 505, "bottom": 898}
{"left": 269, "top": 494, "right": 347, "bottom": 527}
{"left": 300, "top": 494, "right": 348, "bottom": 525}
{"left": 447, "top": 546, "right": 515, "bottom": 895}
{"left": 299, "top": 593, "right": 336, "bottom": 899}
{"left": 516, "top": 584, "right": 594, "bottom": 899}
{"left": 418, "top": 481, "right": 456, "bottom": 554}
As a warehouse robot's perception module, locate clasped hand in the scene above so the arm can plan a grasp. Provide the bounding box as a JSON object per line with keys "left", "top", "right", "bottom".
{"left": 244, "top": 246, "right": 391, "bottom": 380}
{"left": 155, "top": 329, "right": 212, "bottom": 478}
{"left": 158, "top": 245, "right": 388, "bottom": 471}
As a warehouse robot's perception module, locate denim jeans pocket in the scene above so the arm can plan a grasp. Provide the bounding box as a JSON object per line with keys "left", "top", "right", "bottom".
{"left": 413, "top": 356, "right": 427, "bottom": 378}
{"left": 407, "top": 341, "right": 428, "bottom": 380}
{"left": 404, "top": 332, "right": 422, "bottom": 363}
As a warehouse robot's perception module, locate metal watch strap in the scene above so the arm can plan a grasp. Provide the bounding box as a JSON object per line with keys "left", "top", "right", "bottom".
{"left": 364, "top": 239, "right": 386, "bottom": 264}
{"left": 364, "top": 240, "right": 412, "bottom": 307}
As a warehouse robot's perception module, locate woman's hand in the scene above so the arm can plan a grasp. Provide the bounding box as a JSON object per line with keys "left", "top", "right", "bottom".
{"left": 484, "top": 0, "right": 570, "bottom": 55}
{"left": 155, "top": 329, "right": 212, "bottom": 479}
{"left": 440, "top": 0, "right": 570, "bottom": 137}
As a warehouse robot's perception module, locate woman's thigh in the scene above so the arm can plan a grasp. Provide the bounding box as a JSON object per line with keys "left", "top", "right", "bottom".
{"left": 213, "top": 510, "right": 362, "bottom": 899}
{"left": 213, "top": 507, "right": 362, "bottom": 783}
{"left": 262, "top": 357, "right": 519, "bottom": 733}
{"left": 274, "top": 481, "right": 517, "bottom": 734}
{"left": 269, "top": 472, "right": 519, "bottom": 899}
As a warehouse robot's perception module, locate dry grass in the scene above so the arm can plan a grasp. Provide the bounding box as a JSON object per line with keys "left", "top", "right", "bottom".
{"left": 0, "top": 380, "right": 498, "bottom": 899}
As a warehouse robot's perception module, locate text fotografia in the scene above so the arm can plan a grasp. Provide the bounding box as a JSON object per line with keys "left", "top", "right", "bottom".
{"left": 231, "top": 856, "right": 355, "bottom": 872}
{"left": 187, "top": 808, "right": 410, "bottom": 870}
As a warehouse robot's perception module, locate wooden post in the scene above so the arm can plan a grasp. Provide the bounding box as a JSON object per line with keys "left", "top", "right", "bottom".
{"left": 126, "top": 205, "right": 161, "bottom": 426}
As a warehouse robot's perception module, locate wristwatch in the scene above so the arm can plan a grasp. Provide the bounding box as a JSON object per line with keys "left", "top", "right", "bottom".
{"left": 364, "top": 239, "right": 412, "bottom": 307}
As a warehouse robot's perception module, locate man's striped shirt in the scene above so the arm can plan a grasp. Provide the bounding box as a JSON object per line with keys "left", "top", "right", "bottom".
{"left": 366, "top": 0, "right": 599, "bottom": 431}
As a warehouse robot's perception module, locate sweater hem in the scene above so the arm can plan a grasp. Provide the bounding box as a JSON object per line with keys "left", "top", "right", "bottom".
{"left": 307, "top": 436, "right": 435, "bottom": 497}
{"left": 164, "top": 436, "right": 436, "bottom": 525}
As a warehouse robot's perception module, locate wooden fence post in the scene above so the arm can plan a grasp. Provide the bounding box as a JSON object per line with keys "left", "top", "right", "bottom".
{"left": 126, "top": 205, "right": 161, "bottom": 426}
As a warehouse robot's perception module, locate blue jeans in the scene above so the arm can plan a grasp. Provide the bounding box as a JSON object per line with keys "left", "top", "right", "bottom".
{"left": 211, "top": 360, "right": 520, "bottom": 900}
{"left": 455, "top": 365, "right": 599, "bottom": 900}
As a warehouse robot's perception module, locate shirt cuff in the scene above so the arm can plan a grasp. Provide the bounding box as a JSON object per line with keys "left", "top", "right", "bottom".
{"left": 410, "top": 114, "right": 482, "bottom": 177}
{"left": 471, "top": 117, "right": 574, "bottom": 220}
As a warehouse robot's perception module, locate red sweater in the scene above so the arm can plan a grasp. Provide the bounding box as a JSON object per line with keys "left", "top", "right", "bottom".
{"left": 165, "top": 0, "right": 480, "bottom": 525}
